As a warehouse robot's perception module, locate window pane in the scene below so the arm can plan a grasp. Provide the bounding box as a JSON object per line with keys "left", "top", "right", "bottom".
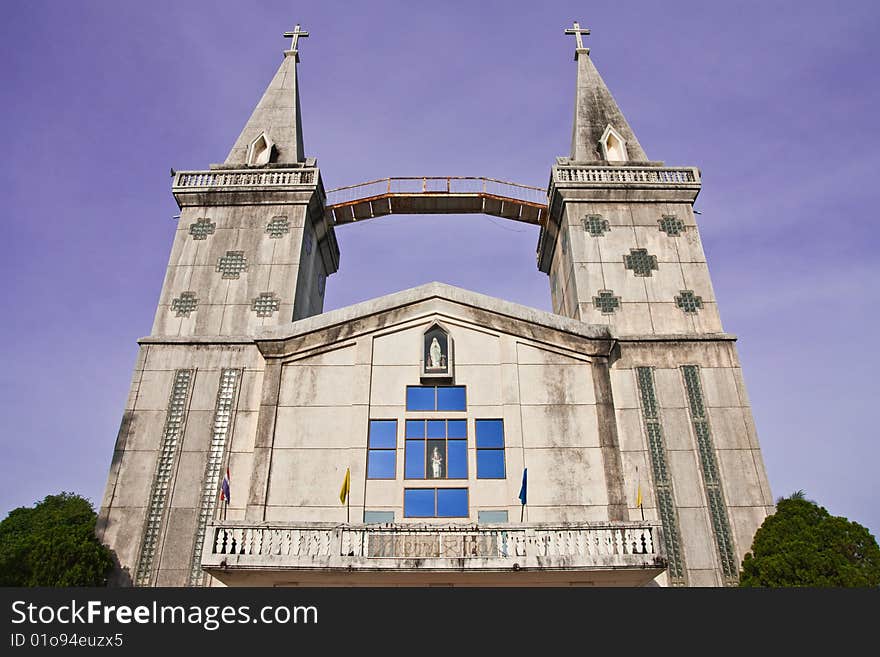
{"left": 427, "top": 420, "right": 446, "bottom": 438}
{"left": 477, "top": 450, "right": 506, "bottom": 479}
{"left": 406, "top": 386, "right": 435, "bottom": 411}
{"left": 436, "top": 386, "right": 466, "bottom": 411}
{"left": 475, "top": 419, "right": 504, "bottom": 448}
{"left": 447, "top": 419, "right": 467, "bottom": 438}
{"left": 404, "top": 489, "right": 435, "bottom": 517}
{"left": 478, "top": 510, "right": 509, "bottom": 523}
{"left": 367, "top": 450, "right": 395, "bottom": 479}
{"left": 447, "top": 440, "right": 467, "bottom": 478}
{"left": 364, "top": 510, "right": 394, "bottom": 524}
{"left": 405, "top": 441, "right": 425, "bottom": 479}
{"left": 426, "top": 439, "right": 446, "bottom": 479}
{"left": 405, "top": 420, "right": 425, "bottom": 438}
{"left": 437, "top": 489, "right": 468, "bottom": 517}
{"left": 368, "top": 420, "right": 397, "bottom": 448}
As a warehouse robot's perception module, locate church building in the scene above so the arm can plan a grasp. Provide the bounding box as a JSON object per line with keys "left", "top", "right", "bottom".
{"left": 97, "top": 23, "right": 774, "bottom": 587}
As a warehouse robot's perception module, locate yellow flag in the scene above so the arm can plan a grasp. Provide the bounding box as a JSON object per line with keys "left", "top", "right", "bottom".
{"left": 339, "top": 467, "right": 350, "bottom": 505}
{"left": 636, "top": 482, "right": 643, "bottom": 508}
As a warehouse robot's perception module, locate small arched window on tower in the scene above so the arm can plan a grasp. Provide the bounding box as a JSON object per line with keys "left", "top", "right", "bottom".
{"left": 600, "top": 125, "right": 628, "bottom": 162}
{"left": 246, "top": 132, "right": 275, "bottom": 166}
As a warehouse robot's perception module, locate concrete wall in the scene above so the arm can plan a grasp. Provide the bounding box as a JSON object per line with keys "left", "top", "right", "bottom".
{"left": 548, "top": 201, "right": 723, "bottom": 336}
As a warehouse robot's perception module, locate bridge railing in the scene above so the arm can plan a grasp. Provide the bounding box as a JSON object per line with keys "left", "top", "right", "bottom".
{"left": 326, "top": 176, "right": 547, "bottom": 208}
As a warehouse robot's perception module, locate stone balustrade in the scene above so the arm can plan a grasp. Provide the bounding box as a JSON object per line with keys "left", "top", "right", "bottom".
{"left": 201, "top": 521, "right": 665, "bottom": 575}
{"left": 553, "top": 166, "right": 700, "bottom": 186}
{"left": 172, "top": 168, "right": 317, "bottom": 190}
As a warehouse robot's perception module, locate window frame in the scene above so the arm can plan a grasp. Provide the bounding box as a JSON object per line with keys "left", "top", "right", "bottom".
{"left": 405, "top": 385, "right": 467, "bottom": 412}
{"left": 475, "top": 418, "right": 506, "bottom": 479}
{"left": 403, "top": 488, "right": 469, "bottom": 518}
{"left": 366, "top": 419, "right": 398, "bottom": 480}
{"left": 403, "top": 419, "right": 467, "bottom": 480}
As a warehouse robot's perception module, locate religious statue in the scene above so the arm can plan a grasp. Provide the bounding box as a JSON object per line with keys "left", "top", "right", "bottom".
{"left": 430, "top": 447, "right": 443, "bottom": 479}
{"left": 428, "top": 337, "right": 443, "bottom": 370}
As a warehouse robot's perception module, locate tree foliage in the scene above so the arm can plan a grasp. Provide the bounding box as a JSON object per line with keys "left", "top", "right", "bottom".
{"left": 0, "top": 492, "right": 113, "bottom": 586}
{"left": 740, "top": 493, "right": 880, "bottom": 587}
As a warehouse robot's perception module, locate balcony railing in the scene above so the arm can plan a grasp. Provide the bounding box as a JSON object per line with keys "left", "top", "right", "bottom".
{"left": 202, "top": 521, "right": 665, "bottom": 574}
{"left": 172, "top": 168, "right": 317, "bottom": 190}
{"left": 553, "top": 165, "right": 700, "bottom": 186}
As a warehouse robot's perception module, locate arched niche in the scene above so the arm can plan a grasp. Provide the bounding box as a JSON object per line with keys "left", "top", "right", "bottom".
{"left": 421, "top": 322, "right": 454, "bottom": 382}
{"left": 246, "top": 132, "right": 275, "bottom": 166}
{"left": 600, "top": 125, "right": 627, "bottom": 162}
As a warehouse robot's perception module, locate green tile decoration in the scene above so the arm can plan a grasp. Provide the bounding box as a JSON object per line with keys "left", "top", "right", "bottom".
{"left": 251, "top": 292, "right": 280, "bottom": 317}
{"left": 189, "top": 368, "right": 241, "bottom": 586}
{"left": 135, "top": 369, "right": 193, "bottom": 586}
{"left": 583, "top": 214, "right": 610, "bottom": 237}
{"left": 170, "top": 292, "right": 198, "bottom": 317}
{"left": 624, "top": 249, "right": 659, "bottom": 277}
{"left": 675, "top": 290, "right": 703, "bottom": 314}
{"left": 216, "top": 251, "right": 248, "bottom": 279}
{"left": 681, "top": 365, "right": 739, "bottom": 584}
{"left": 659, "top": 216, "right": 685, "bottom": 236}
{"left": 266, "top": 215, "right": 290, "bottom": 238}
{"left": 593, "top": 290, "right": 621, "bottom": 314}
{"left": 636, "top": 367, "right": 687, "bottom": 585}
{"left": 189, "top": 218, "right": 215, "bottom": 240}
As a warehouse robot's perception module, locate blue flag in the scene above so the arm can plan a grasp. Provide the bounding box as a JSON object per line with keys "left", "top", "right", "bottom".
{"left": 518, "top": 468, "right": 527, "bottom": 506}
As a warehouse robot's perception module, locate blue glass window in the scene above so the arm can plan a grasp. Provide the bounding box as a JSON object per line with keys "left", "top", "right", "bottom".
{"left": 476, "top": 419, "right": 506, "bottom": 479}
{"left": 367, "top": 420, "right": 397, "bottom": 479}
{"left": 437, "top": 386, "right": 466, "bottom": 411}
{"left": 404, "top": 419, "right": 467, "bottom": 479}
{"left": 437, "top": 489, "right": 469, "bottom": 517}
{"left": 404, "top": 489, "right": 435, "bottom": 517}
{"left": 363, "top": 510, "right": 394, "bottom": 524}
{"left": 406, "top": 386, "right": 466, "bottom": 411}
{"left": 404, "top": 488, "right": 469, "bottom": 518}
{"left": 478, "top": 510, "right": 509, "bottom": 523}
{"left": 406, "top": 386, "right": 435, "bottom": 410}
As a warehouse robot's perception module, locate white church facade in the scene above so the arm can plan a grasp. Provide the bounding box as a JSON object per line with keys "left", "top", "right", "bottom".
{"left": 97, "top": 23, "right": 774, "bottom": 587}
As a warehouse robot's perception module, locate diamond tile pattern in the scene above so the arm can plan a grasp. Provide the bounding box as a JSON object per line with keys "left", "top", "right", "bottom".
{"left": 675, "top": 290, "right": 703, "bottom": 313}
{"left": 189, "top": 218, "right": 215, "bottom": 240}
{"left": 659, "top": 216, "right": 685, "bottom": 236}
{"left": 583, "top": 215, "right": 610, "bottom": 237}
{"left": 593, "top": 290, "right": 621, "bottom": 314}
{"left": 216, "top": 251, "right": 247, "bottom": 279}
{"left": 252, "top": 292, "right": 280, "bottom": 317}
{"left": 135, "top": 369, "right": 192, "bottom": 586}
{"left": 624, "top": 249, "right": 659, "bottom": 277}
{"left": 171, "top": 292, "right": 198, "bottom": 317}
{"left": 267, "top": 215, "right": 290, "bottom": 238}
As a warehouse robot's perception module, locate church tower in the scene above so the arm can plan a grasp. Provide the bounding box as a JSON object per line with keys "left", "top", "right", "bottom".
{"left": 97, "top": 27, "right": 338, "bottom": 586}
{"left": 538, "top": 24, "right": 773, "bottom": 585}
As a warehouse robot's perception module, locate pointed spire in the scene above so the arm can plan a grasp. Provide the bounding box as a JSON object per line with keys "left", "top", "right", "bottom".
{"left": 565, "top": 22, "right": 648, "bottom": 163}
{"left": 224, "top": 25, "right": 308, "bottom": 165}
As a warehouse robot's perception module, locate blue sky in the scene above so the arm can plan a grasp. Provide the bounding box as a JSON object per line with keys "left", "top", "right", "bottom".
{"left": 1, "top": 0, "right": 878, "bottom": 539}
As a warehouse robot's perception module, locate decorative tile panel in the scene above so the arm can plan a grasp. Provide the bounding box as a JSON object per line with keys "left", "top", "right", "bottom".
{"left": 636, "top": 367, "right": 687, "bottom": 585}
{"left": 216, "top": 251, "right": 248, "bottom": 279}
{"left": 675, "top": 290, "right": 703, "bottom": 313}
{"left": 624, "top": 249, "right": 659, "bottom": 277}
{"left": 659, "top": 216, "right": 685, "bottom": 236}
{"left": 135, "top": 369, "right": 193, "bottom": 586}
{"left": 583, "top": 215, "right": 610, "bottom": 237}
{"left": 681, "top": 365, "right": 739, "bottom": 585}
{"left": 252, "top": 292, "right": 280, "bottom": 317}
{"left": 189, "top": 218, "right": 215, "bottom": 240}
{"left": 170, "top": 292, "right": 198, "bottom": 317}
{"left": 189, "top": 368, "right": 241, "bottom": 586}
{"left": 267, "top": 215, "right": 290, "bottom": 238}
{"left": 593, "top": 290, "right": 621, "bottom": 314}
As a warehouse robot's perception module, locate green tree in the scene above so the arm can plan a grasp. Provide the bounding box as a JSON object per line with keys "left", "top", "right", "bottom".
{"left": 0, "top": 492, "right": 114, "bottom": 586}
{"left": 740, "top": 492, "right": 880, "bottom": 587}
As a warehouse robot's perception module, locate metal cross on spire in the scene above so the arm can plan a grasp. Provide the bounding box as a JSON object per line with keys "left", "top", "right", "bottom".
{"left": 283, "top": 24, "right": 309, "bottom": 52}
{"left": 564, "top": 21, "right": 591, "bottom": 55}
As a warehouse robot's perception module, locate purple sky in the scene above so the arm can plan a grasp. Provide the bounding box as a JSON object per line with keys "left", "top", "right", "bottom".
{"left": 2, "top": 1, "right": 878, "bottom": 540}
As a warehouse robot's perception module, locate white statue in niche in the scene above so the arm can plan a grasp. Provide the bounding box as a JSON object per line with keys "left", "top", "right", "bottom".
{"left": 428, "top": 337, "right": 443, "bottom": 369}
{"left": 431, "top": 447, "right": 443, "bottom": 478}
